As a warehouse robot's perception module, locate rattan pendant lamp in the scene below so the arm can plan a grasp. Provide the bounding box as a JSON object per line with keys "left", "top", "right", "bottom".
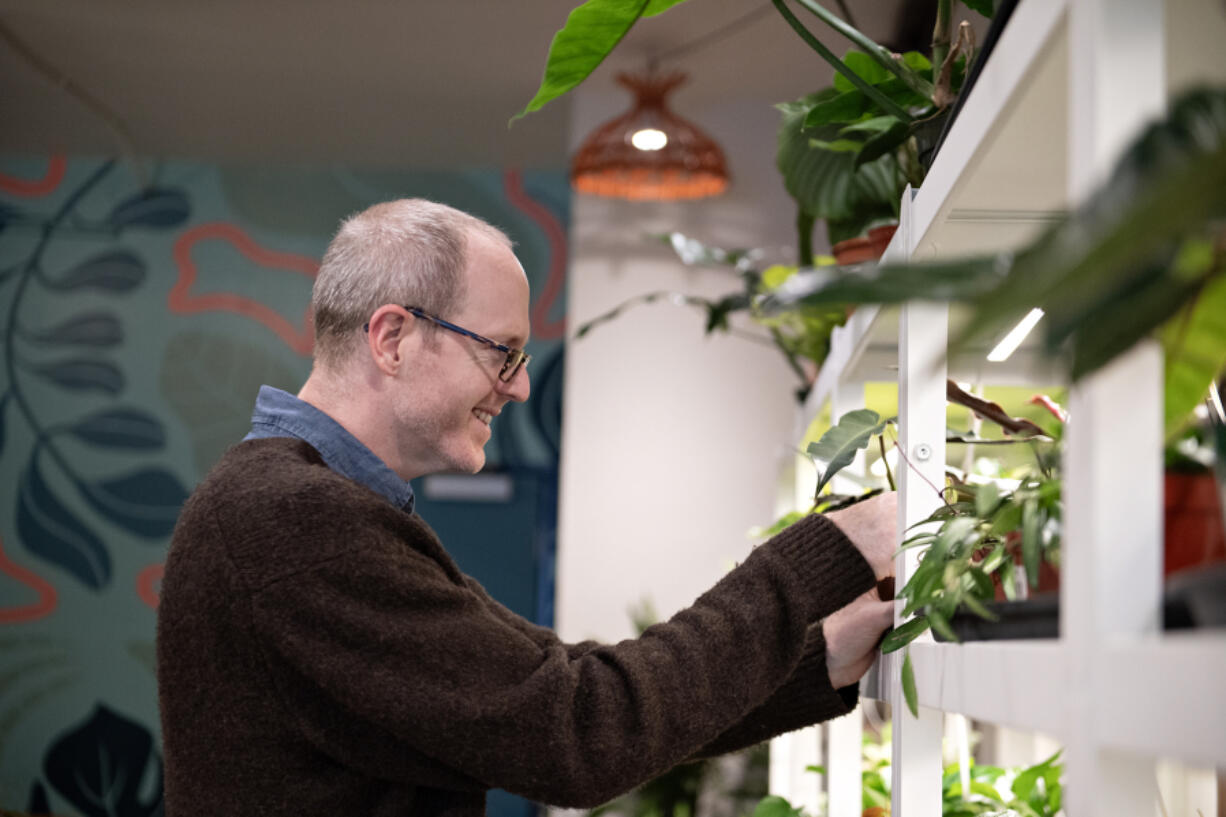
{"left": 570, "top": 71, "right": 729, "bottom": 201}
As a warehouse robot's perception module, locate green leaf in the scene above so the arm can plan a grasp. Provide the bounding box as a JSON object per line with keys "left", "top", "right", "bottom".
{"left": 1162, "top": 267, "right": 1226, "bottom": 437}
{"left": 809, "top": 137, "right": 865, "bottom": 153}
{"left": 961, "top": 592, "right": 999, "bottom": 622}
{"left": 804, "top": 90, "right": 872, "bottom": 128}
{"left": 807, "top": 408, "right": 890, "bottom": 495}
{"left": 776, "top": 91, "right": 902, "bottom": 233}
{"left": 970, "top": 780, "right": 1007, "bottom": 802}
{"left": 881, "top": 615, "right": 929, "bottom": 653}
{"left": 840, "top": 115, "right": 905, "bottom": 135}
{"left": 752, "top": 795, "right": 803, "bottom": 817}
{"left": 833, "top": 50, "right": 892, "bottom": 93}
{"left": 901, "top": 648, "right": 919, "bottom": 717}
{"left": 1022, "top": 499, "right": 1041, "bottom": 587}
{"left": 854, "top": 119, "right": 912, "bottom": 167}
{"left": 990, "top": 502, "right": 1024, "bottom": 537}
{"left": 979, "top": 544, "right": 1008, "bottom": 574}
{"left": 975, "top": 482, "right": 1000, "bottom": 518}
{"left": 961, "top": 0, "right": 997, "bottom": 17}
{"left": 514, "top": 0, "right": 659, "bottom": 120}
{"left": 927, "top": 608, "right": 959, "bottom": 642}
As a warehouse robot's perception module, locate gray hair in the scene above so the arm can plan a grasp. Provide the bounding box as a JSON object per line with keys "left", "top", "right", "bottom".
{"left": 310, "top": 199, "right": 512, "bottom": 369}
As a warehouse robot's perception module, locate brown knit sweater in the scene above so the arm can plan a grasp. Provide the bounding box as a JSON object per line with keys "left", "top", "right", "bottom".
{"left": 157, "top": 438, "right": 876, "bottom": 817}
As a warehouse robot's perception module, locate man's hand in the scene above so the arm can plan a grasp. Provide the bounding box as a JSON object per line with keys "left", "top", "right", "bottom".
{"left": 822, "top": 588, "right": 894, "bottom": 689}
{"left": 826, "top": 491, "right": 897, "bottom": 582}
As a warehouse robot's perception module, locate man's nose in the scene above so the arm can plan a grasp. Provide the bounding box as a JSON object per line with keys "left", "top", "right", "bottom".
{"left": 498, "top": 367, "right": 531, "bottom": 402}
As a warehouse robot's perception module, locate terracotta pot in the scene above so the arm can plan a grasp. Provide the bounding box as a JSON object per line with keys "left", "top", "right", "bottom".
{"left": 832, "top": 223, "right": 898, "bottom": 265}
{"left": 868, "top": 224, "right": 899, "bottom": 256}
{"left": 862, "top": 808, "right": 890, "bottom": 817}
{"left": 1164, "top": 470, "right": 1226, "bottom": 575}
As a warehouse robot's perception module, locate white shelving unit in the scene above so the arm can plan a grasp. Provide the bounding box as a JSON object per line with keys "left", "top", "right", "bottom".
{"left": 795, "top": 1, "right": 1226, "bottom": 815}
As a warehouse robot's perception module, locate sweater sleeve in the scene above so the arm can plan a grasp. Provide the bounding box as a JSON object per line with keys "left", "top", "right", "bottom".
{"left": 687, "top": 623, "right": 858, "bottom": 760}
{"left": 243, "top": 509, "right": 874, "bottom": 808}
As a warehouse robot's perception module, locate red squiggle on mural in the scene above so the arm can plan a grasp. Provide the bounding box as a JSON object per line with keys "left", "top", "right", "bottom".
{"left": 0, "top": 535, "right": 58, "bottom": 623}
{"left": 170, "top": 223, "right": 319, "bottom": 355}
{"left": 503, "top": 170, "right": 568, "bottom": 341}
{"left": 136, "top": 563, "right": 164, "bottom": 610}
{"left": 0, "top": 155, "right": 67, "bottom": 197}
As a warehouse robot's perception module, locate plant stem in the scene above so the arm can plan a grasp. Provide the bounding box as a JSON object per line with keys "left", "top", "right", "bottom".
{"left": 797, "top": 208, "right": 816, "bottom": 267}
{"left": 771, "top": 0, "right": 914, "bottom": 122}
{"left": 931, "top": 0, "right": 953, "bottom": 83}
{"left": 768, "top": 325, "right": 811, "bottom": 391}
{"left": 889, "top": 427, "right": 953, "bottom": 507}
{"left": 878, "top": 433, "right": 896, "bottom": 491}
{"left": 791, "top": 0, "right": 934, "bottom": 100}
{"left": 5, "top": 160, "right": 115, "bottom": 481}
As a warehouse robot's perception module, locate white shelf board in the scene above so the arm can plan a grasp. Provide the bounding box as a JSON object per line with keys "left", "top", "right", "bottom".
{"left": 859, "top": 631, "right": 1226, "bottom": 766}
{"left": 1095, "top": 632, "right": 1226, "bottom": 767}
{"left": 909, "top": 0, "right": 1069, "bottom": 259}
{"left": 861, "top": 640, "right": 1069, "bottom": 737}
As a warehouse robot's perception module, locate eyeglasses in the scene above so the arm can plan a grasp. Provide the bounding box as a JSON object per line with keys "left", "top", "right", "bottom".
{"left": 371, "top": 306, "right": 530, "bottom": 382}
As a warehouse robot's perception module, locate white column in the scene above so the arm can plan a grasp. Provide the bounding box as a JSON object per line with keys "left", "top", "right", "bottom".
{"left": 1064, "top": 1, "right": 1166, "bottom": 815}
{"left": 826, "top": 381, "right": 865, "bottom": 817}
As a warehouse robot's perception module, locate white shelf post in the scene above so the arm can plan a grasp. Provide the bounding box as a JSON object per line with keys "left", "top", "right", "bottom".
{"left": 892, "top": 185, "right": 948, "bottom": 815}
{"left": 1065, "top": 1, "right": 1167, "bottom": 814}
{"left": 826, "top": 380, "right": 865, "bottom": 817}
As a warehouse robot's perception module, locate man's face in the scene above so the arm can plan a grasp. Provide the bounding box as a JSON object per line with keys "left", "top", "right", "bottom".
{"left": 394, "top": 232, "right": 531, "bottom": 476}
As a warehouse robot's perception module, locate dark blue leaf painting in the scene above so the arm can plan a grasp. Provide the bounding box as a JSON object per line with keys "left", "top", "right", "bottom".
{"left": 69, "top": 409, "right": 166, "bottom": 450}
{"left": 27, "top": 780, "right": 50, "bottom": 814}
{"left": 46, "top": 250, "right": 146, "bottom": 292}
{"left": 78, "top": 468, "right": 189, "bottom": 538}
{"left": 107, "top": 188, "right": 190, "bottom": 231}
{"left": 17, "top": 455, "right": 111, "bottom": 590}
{"left": 44, "top": 704, "right": 163, "bottom": 817}
{"left": 0, "top": 392, "right": 8, "bottom": 459}
{"left": 31, "top": 360, "right": 124, "bottom": 394}
{"left": 25, "top": 311, "right": 123, "bottom": 347}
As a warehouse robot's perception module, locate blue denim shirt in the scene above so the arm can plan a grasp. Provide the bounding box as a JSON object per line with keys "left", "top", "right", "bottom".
{"left": 244, "top": 385, "right": 415, "bottom": 513}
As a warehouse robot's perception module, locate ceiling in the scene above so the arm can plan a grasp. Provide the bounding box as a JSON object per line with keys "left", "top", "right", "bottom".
{"left": 0, "top": 0, "right": 912, "bottom": 170}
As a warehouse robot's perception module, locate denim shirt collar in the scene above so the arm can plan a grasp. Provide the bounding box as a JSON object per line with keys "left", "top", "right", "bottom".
{"left": 244, "top": 385, "right": 415, "bottom": 513}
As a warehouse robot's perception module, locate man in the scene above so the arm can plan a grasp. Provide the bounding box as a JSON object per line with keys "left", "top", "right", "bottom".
{"left": 157, "top": 199, "right": 897, "bottom": 817}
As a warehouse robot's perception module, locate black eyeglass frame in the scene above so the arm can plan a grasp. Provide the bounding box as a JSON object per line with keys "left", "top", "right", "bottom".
{"left": 366, "top": 305, "right": 530, "bottom": 383}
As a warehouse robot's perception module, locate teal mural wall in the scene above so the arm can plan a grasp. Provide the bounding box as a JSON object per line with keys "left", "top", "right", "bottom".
{"left": 0, "top": 156, "right": 569, "bottom": 814}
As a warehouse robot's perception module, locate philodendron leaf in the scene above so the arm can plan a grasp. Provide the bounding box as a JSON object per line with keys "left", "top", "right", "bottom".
{"left": 751, "top": 796, "right": 803, "bottom": 817}
{"left": 975, "top": 481, "right": 1000, "bottom": 518}
{"left": 881, "top": 614, "right": 929, "bottom": 653}
{"left": 927, "top": 608, "right": 959, "bottom": 642}
{"left": 807, "top": 408, "right": 893, "bottom": 496}
{"left": 855, "top": 119, "right": 911, "bottom": 167}
{"left": 961, "top": 0, "right": 996, "bottom": 17}
{"left": 1022, "top": 499, "right": 1041, "bottom": 587}
{"left": 513, "top": 0, "right": 688, "bottom": 121}
{"left": 1162, "top": 263, "right": 1226, "bottom": 437}
{"left": 901, "top": 647, "right": 919, "bottom": 717}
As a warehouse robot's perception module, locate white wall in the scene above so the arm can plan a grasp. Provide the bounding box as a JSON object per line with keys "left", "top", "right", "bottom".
{"left": 556, "top": 87, "right": 816, "bottom": 643}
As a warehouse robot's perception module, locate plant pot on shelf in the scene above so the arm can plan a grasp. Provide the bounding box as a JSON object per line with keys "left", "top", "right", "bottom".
{"left": 832, "top": 224, "right": 898, "bottom": 265}
{"left": 1164, "top": 469, "right": 1226, "bottom": 575}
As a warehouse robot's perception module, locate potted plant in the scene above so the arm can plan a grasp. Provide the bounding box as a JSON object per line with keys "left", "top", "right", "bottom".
{"left": 517, "top": 0, "right": 1001, "bottom": 373}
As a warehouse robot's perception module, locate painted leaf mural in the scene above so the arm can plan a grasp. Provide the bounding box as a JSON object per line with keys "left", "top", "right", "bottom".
{"left": 43, "top": 704, "right": 163, "bottom": 817}
{"left": 77, "top": 468, "right": 189, "bottom": 539}
{"left": 17, "top": 456, "right": 111, "bottom": 590}
{"left": 159, "top": 331, "right": 304, "bottom": 476}
{"left": 44, "top": 250, "right": 146, "bottom": 292}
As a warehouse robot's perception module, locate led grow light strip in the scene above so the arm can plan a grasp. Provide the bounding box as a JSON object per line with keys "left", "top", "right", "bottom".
{"left": 987, "top": 308, "right": 1045, "bottom": 362}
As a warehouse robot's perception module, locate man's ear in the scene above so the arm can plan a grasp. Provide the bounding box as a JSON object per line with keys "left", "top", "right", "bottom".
{"left": 365, "top": 305, "right": 413, "bottom": 375}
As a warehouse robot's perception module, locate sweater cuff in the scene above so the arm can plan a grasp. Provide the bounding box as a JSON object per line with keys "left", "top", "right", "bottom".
{"left": 765, "top": 512, "right": 877, "bottom": 621}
